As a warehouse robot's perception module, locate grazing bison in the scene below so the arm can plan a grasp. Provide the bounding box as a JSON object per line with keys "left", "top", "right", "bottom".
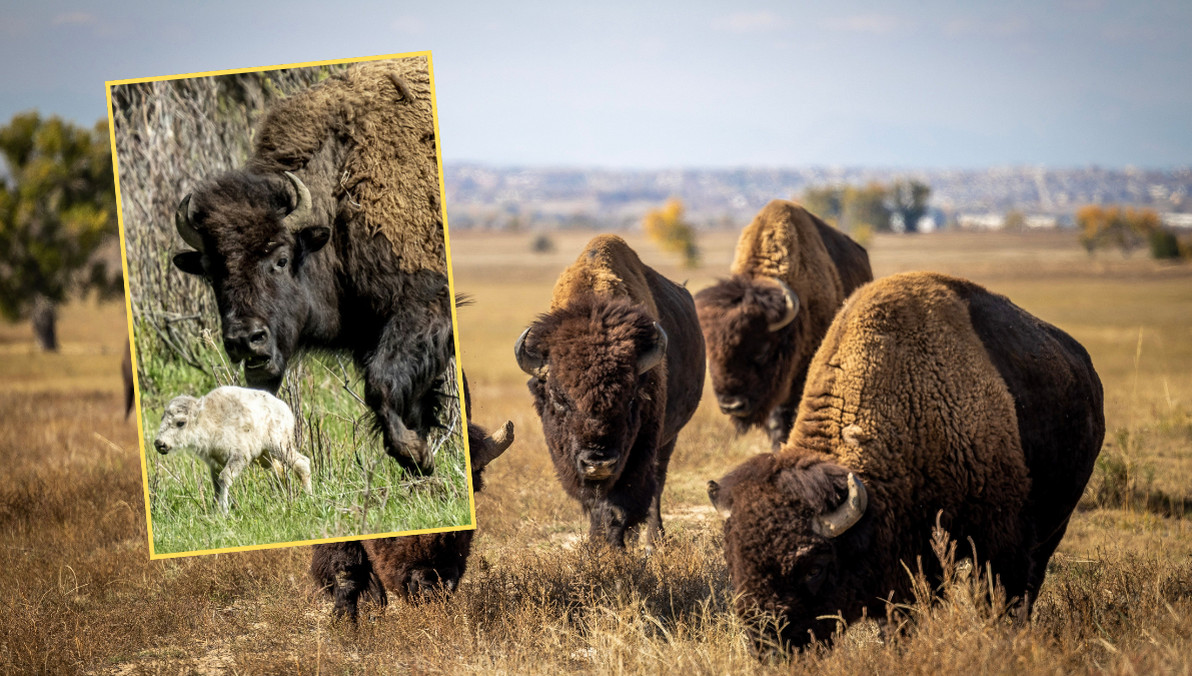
{"left": 515, "top": 235, "right": 705, "bottom": 549}
{"left": 122, "top": 337, "right": 134, "bottom": 418}
{"left": 170, "top": 57, "right": 452, "bottom": 475}
{"left": 707, "top": 271, "right": 1104, "bottom": 654}
{"left": 154, "top": 386, "right": 312, "bottom": 513}
{"left": 310, "top": 376, "right": 514, "bottom": 620}
{"left": 695, "top": 200, "right": 872, "bottom": 449}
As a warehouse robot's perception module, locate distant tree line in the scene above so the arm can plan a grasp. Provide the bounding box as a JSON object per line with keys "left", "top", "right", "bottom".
{"left": 1076, "top": 205, "right": 1184, "bottom": 259}
{"left": 799, "top": 179, "right": 932, "bottom": 239}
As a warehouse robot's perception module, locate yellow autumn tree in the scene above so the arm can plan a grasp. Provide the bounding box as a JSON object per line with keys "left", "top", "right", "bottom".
{"left": 644, "top": 198, "right": 700, "bottom": 268}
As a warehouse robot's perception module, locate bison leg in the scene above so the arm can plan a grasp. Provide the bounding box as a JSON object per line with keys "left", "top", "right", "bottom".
{"left": 310, "top": 542, "right": 387, "bottom": 622}
{"left": 212, "top": 456, "right": 249, "bottom": 513}
{"left": 640, "top": 437, "right": 678, "bottom": 553}
{"left": 361, "top": 303, "right": 454, "bottom": 476}
{"left": 765, "top": 387, "right": 803, "bottom": 451}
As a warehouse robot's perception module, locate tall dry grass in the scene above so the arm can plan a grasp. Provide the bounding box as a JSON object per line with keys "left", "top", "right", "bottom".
{"left": 0, "top": 230, "right": 1190, "bottom": 673}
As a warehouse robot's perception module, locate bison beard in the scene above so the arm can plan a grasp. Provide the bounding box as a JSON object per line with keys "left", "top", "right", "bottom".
{"left": 169, "top": 60, "right": 453, "bottom": 476}
{"left": 708, "top": 272, "right": 1104, "bottom": 656}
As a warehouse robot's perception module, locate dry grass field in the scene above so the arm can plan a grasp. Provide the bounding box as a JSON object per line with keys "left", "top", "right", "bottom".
{"left": 0, "top": 230, "right": 1190, "bottom": 673}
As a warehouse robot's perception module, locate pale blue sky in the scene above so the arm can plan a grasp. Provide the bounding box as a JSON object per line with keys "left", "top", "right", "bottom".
{"left": 0, "top": 0, "right": 1190, "bottom": 168}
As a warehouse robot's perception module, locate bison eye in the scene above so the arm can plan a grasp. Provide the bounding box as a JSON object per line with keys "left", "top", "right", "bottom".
{"left": 175, "top": 419, "right": 185, "bottom": 428}
{"left": 274, "top": 255, "right": 289, "bottom": 272}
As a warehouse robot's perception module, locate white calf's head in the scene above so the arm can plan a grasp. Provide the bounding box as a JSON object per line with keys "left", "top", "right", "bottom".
{"left": 153, "top": 395, "right": 199, "bottom": 455}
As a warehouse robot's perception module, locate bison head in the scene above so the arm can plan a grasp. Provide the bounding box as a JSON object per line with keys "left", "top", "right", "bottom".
{"left": 153, "top": 394, "right": 200, "bottom": 455}
{"left": 172, "top": 171, "right": 332, "bottom": 394}
{"left": 515, "top": 297, "right": 666, "bottom": 485}
{"left": 708, "top": 453, "right": 871, "bottom": 655}
{"left": 695, "top": 275, "right": 800, "bottom": 431}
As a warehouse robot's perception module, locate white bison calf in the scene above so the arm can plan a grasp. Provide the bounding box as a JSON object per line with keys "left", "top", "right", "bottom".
{"left": 153, "top": 386, "right": 312, "bottom": 513}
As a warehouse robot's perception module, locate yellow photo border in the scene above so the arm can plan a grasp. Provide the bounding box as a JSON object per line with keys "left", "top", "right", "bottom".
{"left": 105, "top": 50, "right": 477, "bottom": 560}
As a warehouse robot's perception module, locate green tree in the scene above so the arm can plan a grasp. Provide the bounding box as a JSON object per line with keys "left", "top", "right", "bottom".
{"left": 0, "top": 112, "right": 119, "bottom": 350}
{"left": 799, "top": 186, "right": 843, "bottom": 224}
{"left": 644, "top": 198, "right": 700, "bottom": 268}
{"left": 886, "top": 179, "right": 931, "bottom": 233}
{"left": 845, "top": 182, "right": 891, "bottom": 232}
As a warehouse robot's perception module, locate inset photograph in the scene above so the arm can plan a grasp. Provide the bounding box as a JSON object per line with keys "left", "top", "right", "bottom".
{"left": 107, "top": 52, "right": 472, "bottom": 558}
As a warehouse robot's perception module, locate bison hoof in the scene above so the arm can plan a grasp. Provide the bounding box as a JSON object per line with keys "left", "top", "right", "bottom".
{"left": 389, "top": 430, "right": 434, "bottom": 475}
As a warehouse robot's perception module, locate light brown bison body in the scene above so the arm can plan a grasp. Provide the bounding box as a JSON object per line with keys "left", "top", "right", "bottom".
{"left": 696, "top": 200, "right": 871, "bottom": 448}
{"left": 516, "top": 235, "right": 705, "bottom": 549}
{"left": 708, "top": 271, "right": 1104, "bottom": 654}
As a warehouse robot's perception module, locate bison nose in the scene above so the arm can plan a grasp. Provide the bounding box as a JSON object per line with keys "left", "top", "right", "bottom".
{"left": 223, "top": 319, "right": 271, "bottom": 363}
{"left": 717, "top": 394, "right": 748, "bottom": 415}
{"left": 578, "top": 451, "right": 619, "bottom": 479}
{"left": 154, "top": 439, "right": 169, "bottom": 454}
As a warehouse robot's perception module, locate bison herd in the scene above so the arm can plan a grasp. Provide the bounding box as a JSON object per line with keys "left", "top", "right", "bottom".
{"left": 136, "top": 58, "right": 1105, "bottom": 658}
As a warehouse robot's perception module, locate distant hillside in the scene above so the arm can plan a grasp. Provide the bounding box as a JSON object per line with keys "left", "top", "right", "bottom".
{"left": 443, "top": 164, "right": 1191, "bottom": 230}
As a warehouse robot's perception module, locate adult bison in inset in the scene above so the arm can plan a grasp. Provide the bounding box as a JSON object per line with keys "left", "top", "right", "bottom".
{"left": 515, "top": 235, "right": 705, "bottom": 549}
{"left": 170, "top": 57, "right": 452, "bottom": 474}
{"left": 707, "top": 271, "right": 1104, "bottom": 654}
{"left": 695, "top": 200, "right": 872, "bottom": 449}
{"left": 310, "top": 376, "right": 514, "bottom": 621}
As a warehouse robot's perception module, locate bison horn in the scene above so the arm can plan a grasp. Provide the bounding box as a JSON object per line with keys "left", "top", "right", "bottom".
{"left": 811, "top": 472, "right": 868, "bottom": 538}
{"left": 767, "top": 278, "right": 800, "bottom": 332}
{"left": 636, "top": 322, "right": 669, "bottom": 375}
{"left": 514, "top": 327, "right": 548, "bottom": 379}
{"left": 174, "top": 194, "right": 204, "bottom": 251}
{"left": 472, "top": 420, "right": 515, "bottom": 471}
{"left": 280, "top": 171, "right": 313, "bottom": 230}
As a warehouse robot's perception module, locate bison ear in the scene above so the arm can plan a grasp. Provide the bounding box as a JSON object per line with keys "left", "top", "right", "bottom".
{"left": 173, "top": 251, "right": 205, "bottom": 276}
{"left": 298, "top": 226, "right": 331, "bottom": 258}
{"left": 708, "top": 480, "right": 732, "bottom": 519}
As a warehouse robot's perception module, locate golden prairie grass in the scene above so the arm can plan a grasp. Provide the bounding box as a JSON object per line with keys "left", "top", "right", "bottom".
{"left": 0, "top": 231, "right": 1190, "bottom": 673}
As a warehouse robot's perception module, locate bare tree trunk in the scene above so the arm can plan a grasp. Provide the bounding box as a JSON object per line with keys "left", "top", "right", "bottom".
{"left": 31, "top": 295, "right": 58, "bottom": 352}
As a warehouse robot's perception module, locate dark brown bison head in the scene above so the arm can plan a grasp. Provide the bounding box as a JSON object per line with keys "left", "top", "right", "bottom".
{"left": 515, "top": 297, "right": 666, "bottom": 485}
{"left": 694, "top": 275, "right": 800, "bottom": 431}
{"left": 172, "top": 171, "right": 332, "bottom": 393}
{"left": 708, "top": 453, "right": 872, "bottom": 655}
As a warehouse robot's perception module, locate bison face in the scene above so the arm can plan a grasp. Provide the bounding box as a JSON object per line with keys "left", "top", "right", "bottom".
{"left": 516, "top": 298, "right": 667, "bottom": 485}
{"left": 695, "top": 276, "right": 800, "bottom": 431}
{"left": 153, "top": 395, "right": 199, "bottom": 455}
{"left": 171, "top": 171, "right": 332, "bottom": 394}
{"left": 708, "top": 454, "right": 871, "bottom": 655}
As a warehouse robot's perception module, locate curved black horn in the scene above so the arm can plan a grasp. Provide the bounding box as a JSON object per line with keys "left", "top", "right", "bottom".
{"left": 280, "top": 171, "right": 313, "bottom": 230}
{"left": 174, "top": 194, "right": 204, "bottom": 251}
{"left": 636, "top": 322, "right": 669, "bottom": 375}
{"left": 514, "top": 327, "right": 548, "bottom": 379}
{"left": 811, "top": 473, "right": 868, "bottom": 538}
{"left": 767, "top": 278, "right": 800, "bottom": 332}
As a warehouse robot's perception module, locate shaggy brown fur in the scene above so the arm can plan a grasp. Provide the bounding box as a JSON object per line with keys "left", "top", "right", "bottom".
{"left": 309, "top": 376, "right": 514, "bottom": 620}
{"left": 246, "top": 57, "right": 444, "bottom": 270}
{"left": 172, "top": 56, "right": 453, "bottom": 475}
{"left": 708, "top": 271, "right": 1104, "bottom": 654}
{"left": 518, "top": 236, "right": 705, "bottom": 548}
{"left": 695, "top": 200, "right": 872, "bottom": 448}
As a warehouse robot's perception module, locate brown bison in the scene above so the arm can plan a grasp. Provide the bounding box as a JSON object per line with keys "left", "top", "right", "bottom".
{"left": 170, "top": 57, "right": 452, "bottom": 475}
{"left": 695, "top": 200, "right": 872, "bottom": 449}
{"left": 515, "top": 235, "right": 705, "bottom": 549}
{"left": 310, "top": 376, "right": 514, "bottom": 620}
{"left": 708, "top": 271, "right": 1104, "bottom": 654}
